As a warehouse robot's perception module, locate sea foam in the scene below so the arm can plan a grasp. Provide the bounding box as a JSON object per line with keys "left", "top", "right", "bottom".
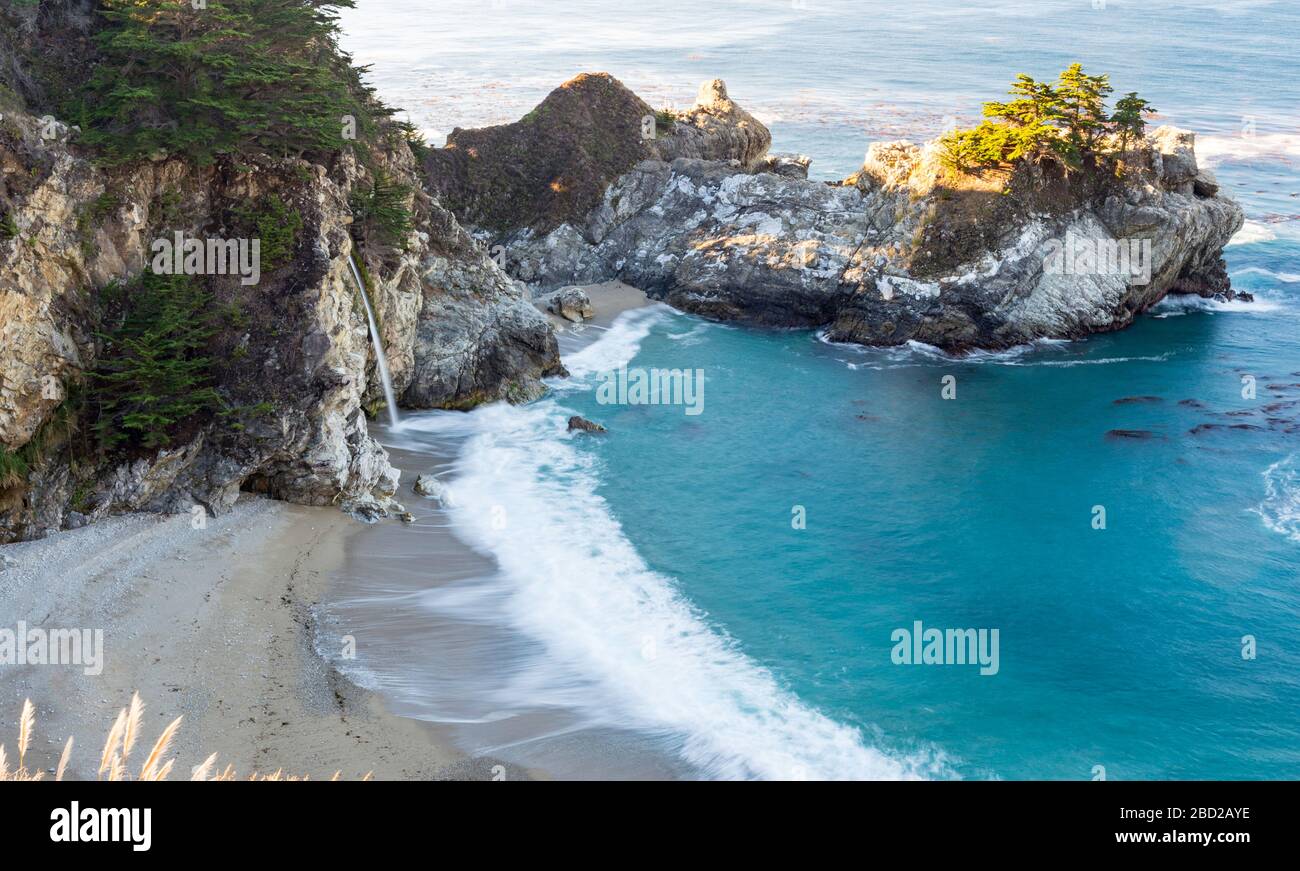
{"left": 423, "top": 309, "right": 950, "bottom": 780}
{"left": 1229, "top": 222, "right": 1279, "bottom": 247}
{"left": 1254, "top": 454, "right": 1300, "bottom": 544}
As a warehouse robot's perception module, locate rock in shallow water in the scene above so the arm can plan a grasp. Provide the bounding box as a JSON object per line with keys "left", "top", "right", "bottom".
{"left": 413, "top": 474, "right": 451, "bottom": 505}
{"left": 567, "top": 416, "right": 608, "bottom": 433}
{"left": 1106, "top": 429, "right": 1165, "bottom": 441}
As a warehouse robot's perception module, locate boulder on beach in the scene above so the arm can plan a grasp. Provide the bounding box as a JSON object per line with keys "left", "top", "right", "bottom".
{"left": 546, "top": 286, "right": 596, "bottom": 323}
{"left": 413, "top": 474, "right": 452, "bottom": 505}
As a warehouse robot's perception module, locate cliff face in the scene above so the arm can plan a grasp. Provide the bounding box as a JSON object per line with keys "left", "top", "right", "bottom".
{"left": 441, "top": 77, "right": 1244, "bottom": 353}
{"left": 0, "top": 103, "right": 561, "bottom": 542}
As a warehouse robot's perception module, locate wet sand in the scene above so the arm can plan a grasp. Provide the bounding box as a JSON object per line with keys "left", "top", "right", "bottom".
{"left": 314, "top": 281, "right": 693, "bottom": 779}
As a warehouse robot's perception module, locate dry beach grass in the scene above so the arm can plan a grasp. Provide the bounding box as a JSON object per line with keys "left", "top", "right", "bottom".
{"left": 0, "top": 693, "right": 367, "bottom": 781}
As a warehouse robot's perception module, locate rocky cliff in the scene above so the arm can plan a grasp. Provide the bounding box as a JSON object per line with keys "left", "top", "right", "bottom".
{"left": 0, "top": 4, "right": 562, "bottom": 542}
{"left": 444, "top": 76, "right": 1245, "bottom": 353}
{"left": 0, "top": 43, "right": 1248, "bottom": 542}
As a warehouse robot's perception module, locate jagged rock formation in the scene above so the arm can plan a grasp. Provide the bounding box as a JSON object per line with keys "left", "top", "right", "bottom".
{"left": 567, "top": 415, "right": 607, "bottom": 434}
{"left": 0, "top": 108, "right": 400, "bottom": 538}
{"left": 422, "top": 74, "right": 770, "bottom": 235}
{"left": 436, "top": 77, "right": 1244, "bottom": 353}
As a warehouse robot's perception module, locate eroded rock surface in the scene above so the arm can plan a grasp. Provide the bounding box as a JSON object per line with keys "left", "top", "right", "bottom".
{"left": 0, "top": 106, "right": 560, "bottom": 541}
{"left": 501, "top": 130, "right": 1242, "bottom": 351}
{"left": 427, "top": 77, "right": 1244, "bottom": 354}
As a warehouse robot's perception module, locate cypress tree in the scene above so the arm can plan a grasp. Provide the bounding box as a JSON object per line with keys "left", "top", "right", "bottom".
{"left": 1112, "top": 92, "right": 1155, "bottom": 153}
{"left": 74, "top": 0, "right": 377, "bottom": 166}
{"left": 1053, "top": 63, "right": 1113, "bottom": 160}
{"left": 941, "top": 65, "right": 1149, "bottom": 175}
{"left": 91, "top": 272, "right": 223, "bottom": 450}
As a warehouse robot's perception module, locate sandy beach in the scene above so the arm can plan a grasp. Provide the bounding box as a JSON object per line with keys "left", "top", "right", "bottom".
{"left": 539, "top": 280, "right": 650, "bottom": 334}
{"left": 0, "top": 497, "right": 531, "bottom": 780}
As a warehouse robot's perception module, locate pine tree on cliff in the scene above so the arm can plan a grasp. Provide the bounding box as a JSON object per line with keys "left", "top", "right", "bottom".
{"left": 74, "top": 0, "right": 377, "bottom": 166}
{"left": 981, "top": 74, "right": 1062, "bottom": 164}
{"left": 1052, "top": 63, "right": 1113, "bottom": 163}
{"left": 983, "top": 74, "right": 1060, "bottom": 129}
{"left": 942, "top": 65, "right": 1148, "bottom": 175}
{"left": 1111, "top": 92, "right": 1155, "bottom": 153}
{"left": 91, "top": 273, "right": 223, "bottom": 450}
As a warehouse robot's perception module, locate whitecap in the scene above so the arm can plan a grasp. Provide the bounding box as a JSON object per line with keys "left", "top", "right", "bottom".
{"left": 1198, "top": 132, "right": 1300, "bottom": 167}
{"left": 1232, "top": 266, "right": 1300, "bottom": 283}
{"left": 1152, "top": 295, "right": 1284, "bottom": 315}
{"left": 1229, "top": 222, "right": 1279, "bottom": 247}
{"left": 1252, "top": 454, "right": 1300, "bottom": 544}
{"left": 558, "top": 304, "right": 675, "bottom": 382}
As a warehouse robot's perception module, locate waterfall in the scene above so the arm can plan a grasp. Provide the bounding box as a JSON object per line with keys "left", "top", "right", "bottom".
{"left": 347, "top": 252, "right": 401, "bottom": 428}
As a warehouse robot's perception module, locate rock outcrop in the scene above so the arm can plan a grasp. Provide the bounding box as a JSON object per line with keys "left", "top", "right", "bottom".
{"left": 413, "top": 474, "right": 450, "bottom": 504}
{"left": 0, "top": 110, "right": 560, "bottom": 542}
{"left": 399, "top": 198, "right": 565, "bottom": 410}
{"left": 432, "top": 77, "right": 1244, "bottom": 354}
{"left": 0, "top": 107, "right": 403, "bottom": 538}
{"left": 422, "top": 73, "right": 770, "bottom": 236}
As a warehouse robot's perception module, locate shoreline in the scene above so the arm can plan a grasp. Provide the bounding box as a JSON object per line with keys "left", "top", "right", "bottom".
{"left": 537, "top": 279, "right": 651, "bottom": 336}
{"left": 314, "top": 279, "right": 689, "bottom": 780}
{"left": 0, "top": 279, "right": 654, "bottom": 781}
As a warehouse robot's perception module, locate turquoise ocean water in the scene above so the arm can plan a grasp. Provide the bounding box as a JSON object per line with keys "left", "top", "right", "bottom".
{"left": 336, "top": 0, "right": 1300, "bottom": 779}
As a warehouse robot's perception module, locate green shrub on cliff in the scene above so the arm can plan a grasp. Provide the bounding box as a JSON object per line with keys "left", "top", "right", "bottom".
{"left": 0, "top": 445, "right": 31, "bottom": 491}
{"left": 940, "top": 64, "right": 1155, "bottom": 174}
{"left": 350, "top": 169, "right": 413, "bottom": 248}
{"left": 72, "top": 0, "right": 379, "bottom": 166}
{"left": 230, "top": 194, "right": 303, "bottom": 269}
{"left": 90, "top": 273, "right": 223, "bottom": 450}
{"left": 0, "top": 391, "right": 84, "bottom": 492}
